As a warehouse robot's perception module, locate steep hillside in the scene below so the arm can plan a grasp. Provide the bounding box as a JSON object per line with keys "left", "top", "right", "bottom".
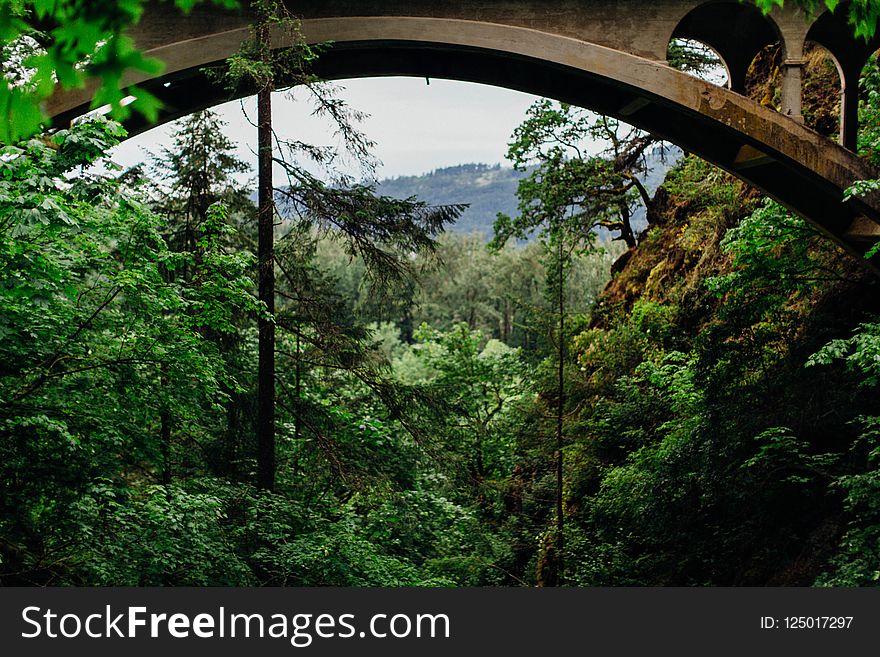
{"left": 551, "top": 152, "right": 880, "bottom": 586}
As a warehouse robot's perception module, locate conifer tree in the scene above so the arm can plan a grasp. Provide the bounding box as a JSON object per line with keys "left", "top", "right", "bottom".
{"left": 150, "top": 110, "right": 252, "bottom": 262}
{"left": 145, "top": 108, "right": 255, "bottom": 481}
{"left": 212, "top": 0, "right": 463, "bottom": 491}
{"left": 255, "top": 16, "right": 276, "bottom": 491}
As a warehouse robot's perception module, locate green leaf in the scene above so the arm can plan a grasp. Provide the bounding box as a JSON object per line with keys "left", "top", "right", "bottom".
{"left": 129, "top": 86, "right": 163, "bottom": 124}
{"left": 33, "top": 0, "right": 56, "bottom": 20}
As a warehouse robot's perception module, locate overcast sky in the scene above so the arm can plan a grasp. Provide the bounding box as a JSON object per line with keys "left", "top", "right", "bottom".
{"left": 108, "top": 77, "right": 546, "bottom": 181}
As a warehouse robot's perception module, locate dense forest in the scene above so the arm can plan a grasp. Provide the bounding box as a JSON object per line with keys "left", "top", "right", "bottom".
{"left": 2, "top": 0, "right": 880, "bottom": 587}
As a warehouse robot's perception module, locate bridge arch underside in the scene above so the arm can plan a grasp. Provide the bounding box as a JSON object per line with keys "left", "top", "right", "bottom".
{"left": 48, "top": 21, "right": 880, "bottom": 265}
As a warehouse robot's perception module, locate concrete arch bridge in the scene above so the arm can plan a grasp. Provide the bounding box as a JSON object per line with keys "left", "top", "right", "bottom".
{"left": 46, "top": 1, "right": 880, "bottom": 264}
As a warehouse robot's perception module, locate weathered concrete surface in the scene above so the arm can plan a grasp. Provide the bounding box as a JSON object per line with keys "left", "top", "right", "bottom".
{"left": 45, "top": 1, "right": 880, "bottom": 264}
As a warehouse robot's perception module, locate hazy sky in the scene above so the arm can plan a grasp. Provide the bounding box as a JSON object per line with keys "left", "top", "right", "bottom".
{"left": 108, "top": 77, "right": 545, "bottom": 181}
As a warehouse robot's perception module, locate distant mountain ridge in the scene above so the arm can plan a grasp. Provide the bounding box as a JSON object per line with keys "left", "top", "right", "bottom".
{"left": 376, "top": 163, "right": 527, "bottom": 238}
{"left": 269, "top": 148, "right": 682, "bottom": 241}
{"left": 375, "top": 146, "right": 682, "bottom": 240}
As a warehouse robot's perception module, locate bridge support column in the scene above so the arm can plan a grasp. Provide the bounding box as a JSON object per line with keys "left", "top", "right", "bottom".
{"left": 840, "top": 65, "right": 860, "bottom": 151}
{"left": 780, "top": 59, "right": 804, "bottom": 123}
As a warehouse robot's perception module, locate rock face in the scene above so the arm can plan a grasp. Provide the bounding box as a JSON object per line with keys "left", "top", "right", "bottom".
{"left": 597, "top": 156, "right": 762, "bottom": 324}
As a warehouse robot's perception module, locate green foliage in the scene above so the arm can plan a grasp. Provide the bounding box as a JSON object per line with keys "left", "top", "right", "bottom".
{"left": 320, "top": 231, "right": 615, "bottom": 355}
{"left": 402, "top": 323, "right": 526, "bottom": 482}
{"left": 659, "top": 153, "right": 744, "bottom": 213}
{"left": 493, "top": 100, "right": 654, "bottom": 250}
{"left": 666, "top": 39, "right": 727, "bottom": 83}
{"left": 808, "top": 322, "right": 880, "bottom": 386}
{"left": 212, "top": 0, "right": 319, "bottom": 95}
{"left": 241, "top": 489, "right": 447, "bottom": 587}
{"left": 751, "top": 1, "right": 880, "bottom": 40}
{"left": 0, "top": 114, "right": 513, "bottom": 586}
{"left": 858, "top": 55, "right": 880, "bottom": 166}
{"left": 502, "top": 55, "right": 880, "bottom": 586}
{"left": 808, "top": 323, "right": 880, "bottom": 585}
{"left": 0, "top": 0, "right": 237, "bottom": 143}
{"left": 742, "top": 427, "right": 839, "bottom": 485}
{"left": 847, "top": 53, "right": 880, "bottom": 259}
{"left": 630, "top": 300, "right": 680, "bottom": 347}
{"left": 707, "top": 198, "right": 820, "bottom": 305}
{"left": 0, "top": 117, "right": 257, "bottom": 582}
{"left": 277, "top": 171, "right": 464, "bottom": 292}
{"left": 3, "top": 2, "right": 880, "bottom": 587}
{"left": 73, "top": 482, "right": 252, "bottom": 585}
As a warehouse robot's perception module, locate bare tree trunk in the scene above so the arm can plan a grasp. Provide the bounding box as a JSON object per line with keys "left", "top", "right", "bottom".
{"left": 256, "top": 29, "right": 275, "bottom": 491}
{"left": 225, "top": 390, "right": 239, "bottom": 479}
{"left": 555, "top": 237, "right": 565, "bottom": 585}
{"left": 160, "top": 364, "right": 172, "bottom": 486}
{"left": 160, "top": 413, "right": 171, "bottom": 485}
{"left": 620, "top": 202, "right": 636, "bottom": 249}
{"left": 292, "top": 323, "right": 301, "bottom": 479}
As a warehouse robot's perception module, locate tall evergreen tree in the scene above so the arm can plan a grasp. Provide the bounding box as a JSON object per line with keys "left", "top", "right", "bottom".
{"left": 255, "top": 15, "right": 276, "bottom": 491}
{"left": 211, "top": 0, "right": 464, "bottom": 491}
{"left": 150, "top": 110, "right": 252, "bottom": 262}
{"left": 144, "top": 108, "right": 255, "bottom": 481}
